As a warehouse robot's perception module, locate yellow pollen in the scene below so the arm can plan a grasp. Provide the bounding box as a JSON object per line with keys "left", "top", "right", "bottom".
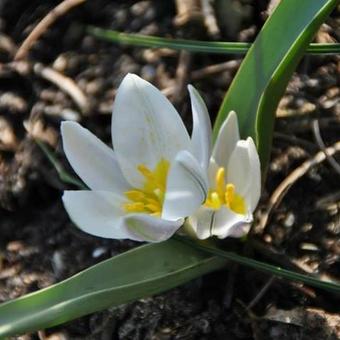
{"left": 204, "top": 166, "right": 246, "bottom": 215}
{"left": 124, "top": 202, "right": 145, "bottom": 212}
{"left": 124, "top": 190, "right": 145, "bottom": 201}
{"left": 123, "top": 159, "right": 170, "bottom": 216}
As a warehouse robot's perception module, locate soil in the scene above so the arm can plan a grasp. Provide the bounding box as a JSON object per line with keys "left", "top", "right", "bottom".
{"left": 0, "top": 0, "right": 339, "bottom": 339}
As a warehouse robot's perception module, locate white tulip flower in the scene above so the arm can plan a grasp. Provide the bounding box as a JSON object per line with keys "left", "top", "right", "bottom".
{"left": 186, "top": 111, "right": 261, "bottom": 239}
{"left": 61, "top": 73, "right": 212, "bottom": 242}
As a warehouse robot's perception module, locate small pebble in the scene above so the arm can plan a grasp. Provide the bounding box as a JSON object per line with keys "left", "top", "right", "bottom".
{"left": 52, "top": 251, "right": 64, "bottom": 276}
{"left": 6, "top": 241, "right": 25, "bottom": 252}
{"left": 131, "top": 1, "right": 150, "bottom": 16}
{"left": 61, "top": 108, "right": 80, "bottom": 121}
{"left": 53, "top": 55, "right": 68, "bottom": 72}
{"left": 283, "top": 213, "right": 295, "bottom": 228}
{"left": 300, "top": 243, "right": 319, "bottom": 251}
{"left": 302, "top": 223, "right": 313, "bottom": 232}
{"left": 92, "top": 247, "right": 107, "bottom": 258}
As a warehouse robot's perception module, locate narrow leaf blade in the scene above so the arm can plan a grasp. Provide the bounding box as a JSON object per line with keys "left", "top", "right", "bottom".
{"left": 87, "top": 26, "right": 340, "bottom": 55}
{"left": 213, "top": 0, "right": 338, "bottom": 171}
{"left": 0, "top": 240, "right": 226, "bottom": 337}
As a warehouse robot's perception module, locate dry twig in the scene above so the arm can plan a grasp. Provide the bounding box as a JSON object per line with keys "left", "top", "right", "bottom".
{"left": 174, "top": 0, "right": 203, "bottom": 27}
{"left": 172, "top": 51, "right": 192, "bottom": 104}
{"left": 15, "top": 0, "right": 86, "bottom": 60}
{"left": 191, "top": 60, "right": 241, "bottom": 80}
{"left": 33, "top": 63, "right": 90, "bottom": 114}
{"left": 312, "top": 119, "right": 340, "bottom": 176}
{"left": 246, "top": 276, "right": 276, "bottom": 310}
{"left": 200, "top": 0, "right": 220, "bottom": 38}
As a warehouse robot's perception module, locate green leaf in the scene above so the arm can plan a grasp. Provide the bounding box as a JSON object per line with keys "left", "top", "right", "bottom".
{"left": 174, "top": 236, "right": 340, "bottom": 294}
{"left": 213, "top": 0, "right": 338, "bottom": 173}
{"left": 87, "top": 26, "right": 340, "bottom": 55}
{"left": 0, "top": 240, "right": 226, "bottom": 338}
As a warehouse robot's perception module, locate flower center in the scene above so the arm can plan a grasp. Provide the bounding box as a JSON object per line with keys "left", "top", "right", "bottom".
{"left": 122, "top": 159, "right": 170, "bottom": 216}
{"left": 204, "top": 167, "right": 246, "bottom": 215}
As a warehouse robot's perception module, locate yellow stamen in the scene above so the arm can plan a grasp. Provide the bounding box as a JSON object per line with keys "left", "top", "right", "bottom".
{"left": 123, "top": 159, "right": 170, "bottom": 216}
{"left": 145, "top": 203, "right": 161, "bottom": 212}
{"left": 225, "top": 183, "right": 235, "bottom": 207}
{"left": 211, "top": 192, "right": 222, "bottom": 209}
{"left": 123, "top": 202, "right": 145, "bottom": 212}
{"left": 138, "top": 164, "right": 154, "bottom": 181}
{"left": 230, "top": 193, "right": 246, "bottom": 215}
{"left": 124, "top": 190, "right": 145, "bottom": 202}
{"left": 204, "top": 166, "right": 247, "bottom": 215}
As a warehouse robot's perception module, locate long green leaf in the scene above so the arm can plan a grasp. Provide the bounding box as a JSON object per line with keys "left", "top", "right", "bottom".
{"left": 87, "top": 26, "right": 340, "bottom": 55}
{"left": 0, "top": 240, "right": 226, "bottom": 338}
{"left": 213, "top": 0, "right": 338, "bottom": 172}
{"left": 174, "top": 236, "right": 340, "bottom": 294}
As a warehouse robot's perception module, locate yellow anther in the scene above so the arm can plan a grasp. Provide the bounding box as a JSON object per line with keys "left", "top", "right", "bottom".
{"left": 210, "top": 192, "right": 222, "bottom": 209}
{"left": 124, "top": 190, "right": 145, "bottom": 202}
{"left": 145, "top": 203, "right": 160, "bottom": 213}
{"left": 123, "top": 202, "right": 145, "bottom": 212}
{"left": 215, "top": 167, "right": 225, "bottom": 200}
{"left": 225, "top": 183, "right": 235, "bottom": 207}
{"left": 145, "top": 197, "right": 160, "bottom": 207}
{"left": 123, "top": 159, "right": 170, "bottom": 216}
{"left": 204, "top": 167, "right": 247, "bottom": 215}
{"left": 137, "top": 164, "right": 154, "bottom": 181}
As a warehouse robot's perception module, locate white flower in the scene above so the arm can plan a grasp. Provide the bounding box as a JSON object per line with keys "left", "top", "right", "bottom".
{"left": 186, "top": 111, "right": 261, "bottom": 239}
{"left": 61, "top": 73, "right": 212, "bottom": 242}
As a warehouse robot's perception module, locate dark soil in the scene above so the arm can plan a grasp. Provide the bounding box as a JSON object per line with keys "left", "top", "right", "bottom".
{"left": 0, "top": 1, "right": 339, "bottom": 339}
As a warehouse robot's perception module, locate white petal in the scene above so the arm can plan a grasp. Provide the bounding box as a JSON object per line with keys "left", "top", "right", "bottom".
{"left": 61, "top": 121, "right": 128, "bottom": 192}
{"left": 227, "top": 137, "right": 261, "bottom": 211}
{"left": 188, "top": 85, "right": 212, "bottom": 169}
{"left": 62, "top": 191, "right": 141, "bottom": 241}
{"left": 208, "top": 158, "right": 219, "bottom": 187}
{"left": 185, "top": 207, "right": 215, "bottom": 240}
{"left": 121, "top": 214, "right": 183, "bottom": 242}
{"left": 187, "top": 206, "right": 251, "bottom": 240}
{"left": 112, "top": 74, "right": 190, "bottom": 187}
{"left": 213, "top": 208, "right": 252, "bottom": 239}
{"left": 162, "top": 150, "right": 208, "bottom": 221}
{"left": 212, "top": 111, "right": 240, "bottom": 169}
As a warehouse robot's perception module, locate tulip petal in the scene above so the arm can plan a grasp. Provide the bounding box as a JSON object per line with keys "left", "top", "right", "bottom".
{"left": 227, "top": 137, "right": 261, "bottom": 211}
{"left": 62, "top": 191, "right": 141, "bottom": 241}
{"left": 61, "top": 121, "right": 128, "bottom": 192}
{"left": 187, "top": 206, "right": 251, "bottom": 240}
{"left": 212, "top": 111, "right": 240, "bottom": 169}
{"left": 121, "top": 214, "right": 183, "bottom": 242}
{"left": 112, "top": 74, "right": 190, "bottom": 187}
{"left": 162, "top": 150, "right": 208, "bottom": 221}
{"left": 188, "top": 85, "right": 212, "bottom": 169}
{"left": 207, "top": 158, "right": 219, "bottom": 187}
{"left": 185, "top": 207, "right": 214, "bottom": 240}
{"left": 213, "top": 208, "right": 252, "bottom": 239}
